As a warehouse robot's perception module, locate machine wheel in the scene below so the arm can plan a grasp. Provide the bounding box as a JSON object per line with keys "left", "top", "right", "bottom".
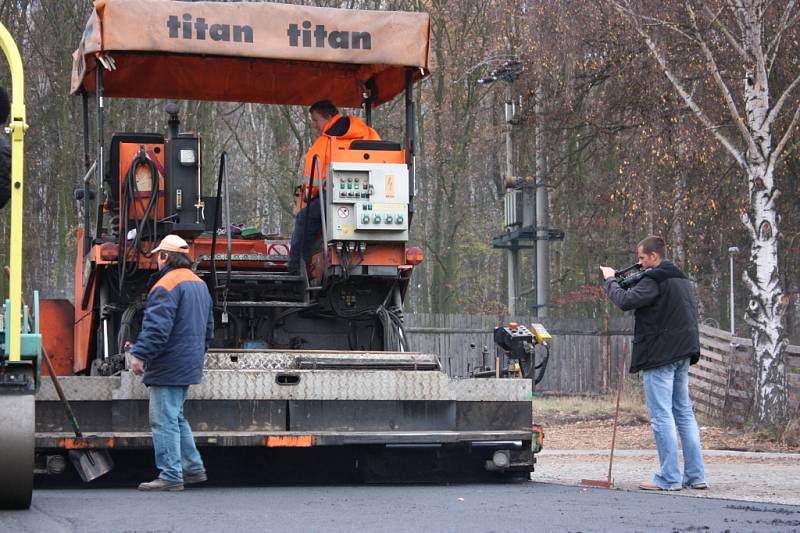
{"left": 0, "top": 368, "right": 35, "bottom": 509}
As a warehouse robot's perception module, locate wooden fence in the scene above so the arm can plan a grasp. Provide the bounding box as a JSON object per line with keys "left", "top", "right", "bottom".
{"left": 690, "top": 325, "right": 800, "bottom": 424}
{"left": 405, "top": 316, "right": 799, "bottom": 423}
{"left": 404, "top": 314, "right": 633, "bottom": 395}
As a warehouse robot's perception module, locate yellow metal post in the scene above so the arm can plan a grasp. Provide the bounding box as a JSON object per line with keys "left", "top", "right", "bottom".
{"left": 0, "top": 23, "right": 27, "bottom": 362}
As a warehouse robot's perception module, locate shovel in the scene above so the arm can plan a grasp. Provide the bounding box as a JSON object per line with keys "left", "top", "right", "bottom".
{"left": 41, "top": 348, "right": 114, "bottom": 482}
{"left": 5, "top": 266, "right": 114, "bottom": 482}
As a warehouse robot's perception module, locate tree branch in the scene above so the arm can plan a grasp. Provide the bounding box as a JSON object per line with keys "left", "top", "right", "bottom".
{"left": 727, "top": 0, "right": 748, "bottom": 34}
{"left": 687, "top": 2, "right": 755, "bottom": 153}
{"left": 769, "top": 102, "right": 800, "bottom": 168}
{"left": 766, "top": 0, "right": 798, "bottom": 71}
{"left": 636, "top": 13, "right": 698, "bottom": 42}
{"left": 764, "top": 71, "right": 800, "bottom": 129}
{"left": 701, "top": 4, "right": 749, "bottom": 63}
{"left": 609, "top": 0, "right": 745, "bottom": 166}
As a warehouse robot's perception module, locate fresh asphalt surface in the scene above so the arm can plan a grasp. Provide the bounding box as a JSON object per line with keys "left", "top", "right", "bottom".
{"left": 3, "top": 481, "right": 800, "bottom": 532}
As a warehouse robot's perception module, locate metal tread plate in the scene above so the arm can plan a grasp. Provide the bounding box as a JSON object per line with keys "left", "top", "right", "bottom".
{"left": 36, "top": 376, "right": 120, "bottom": 401}
{"left": 203, "top": 351, "right": 441, "bottom": 371}
{"left": 117, "top": 370, "right": 531, "bottom": 401}
{"left": 37, "top": 370, "right": 531, "bottom": 402}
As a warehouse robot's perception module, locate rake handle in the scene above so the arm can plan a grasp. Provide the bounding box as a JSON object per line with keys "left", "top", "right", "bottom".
{"left": 606, "top": 347, "right": 626, "bottom": 482}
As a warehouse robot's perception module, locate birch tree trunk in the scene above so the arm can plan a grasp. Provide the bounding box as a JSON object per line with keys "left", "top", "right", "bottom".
{"left": 612, "top": 0, "right": 795, "bottom": 429}
{"left": 739, "top": 9, "right": 788, "bottom": 423}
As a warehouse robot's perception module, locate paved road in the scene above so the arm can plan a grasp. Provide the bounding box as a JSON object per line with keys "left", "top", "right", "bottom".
{"left": 3, "top": 482, "right": 799, "bottom": 533}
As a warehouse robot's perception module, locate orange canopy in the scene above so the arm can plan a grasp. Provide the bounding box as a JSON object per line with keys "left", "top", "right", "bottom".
{"left": 71, "top": 0, "right": 430, "bottom": 107}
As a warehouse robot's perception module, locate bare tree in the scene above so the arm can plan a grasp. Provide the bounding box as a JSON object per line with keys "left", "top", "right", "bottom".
{"left": 610, "top": 0, "right": 799, "bottom": 430}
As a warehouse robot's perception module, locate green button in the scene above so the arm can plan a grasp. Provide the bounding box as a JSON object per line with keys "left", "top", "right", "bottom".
{"left": 362, "top": 215, "right": 370, "bottom": 224}
{"left": 397, "top": 215, "right": 404, "bottom": 224}
{"left": 386, "top": 215, "right": 393, "bottom": 223}
{"left": 374, "top": 214, "right": 381, "bottom": 223}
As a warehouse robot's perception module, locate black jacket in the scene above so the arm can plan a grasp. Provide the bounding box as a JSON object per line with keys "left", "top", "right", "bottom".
{"left": 0, "top": 134, "right": 10, "bottom": 209}
{"left": 605, "top": 260, "right": 700, "bottom": 373}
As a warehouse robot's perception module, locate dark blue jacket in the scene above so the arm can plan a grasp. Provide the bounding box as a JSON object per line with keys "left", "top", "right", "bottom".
{"left": 131, "top": 266, "right": 214, "bottom": 386}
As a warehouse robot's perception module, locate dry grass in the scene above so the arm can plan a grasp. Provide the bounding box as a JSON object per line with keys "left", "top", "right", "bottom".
{"left": 533, "top": 380, "right": 648, "bottom": 424}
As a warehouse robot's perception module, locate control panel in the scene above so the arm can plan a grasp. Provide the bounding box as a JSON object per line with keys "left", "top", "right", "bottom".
{"left": 165, "top": 134, "right": 204, "bottom": 235}
{"left": 332, "top": 170, "right": 372, "bottom": 203}
{"left": 326, "top": 163, "right": 409, "bottom": 242}
{"left": 494, "top": 324, "right": 534, "bottom": 346}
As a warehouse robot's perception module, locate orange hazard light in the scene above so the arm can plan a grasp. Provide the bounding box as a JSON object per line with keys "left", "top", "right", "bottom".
{"left": 264, "top": 435, "right": 314, "bottom": 448}
{"left": 532, "top": 424, "right": 544, "bottom": 452}
{"left": 405, "top": 246, "right": 424, "bottom": 266}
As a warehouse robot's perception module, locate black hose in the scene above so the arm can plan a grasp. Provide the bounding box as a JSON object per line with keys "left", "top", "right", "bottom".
{"left": 119, "top": 147, "right": 159, "bottom": 292}
{"left": 534, "top": 345, "right": 551, "bottom": 385}
{"left": 209, "top": 152, "right": 226, "bottom": 304}
{"left": 117, "top": 300, "right": 146, "bottom": 354}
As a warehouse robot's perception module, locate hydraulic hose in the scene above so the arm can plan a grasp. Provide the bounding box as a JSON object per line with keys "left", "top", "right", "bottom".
{"left": 119, "top": 147, "right": 159, "bottom": 291}
{"left": 209, "top": 152, "right": 226, "bottom": 304}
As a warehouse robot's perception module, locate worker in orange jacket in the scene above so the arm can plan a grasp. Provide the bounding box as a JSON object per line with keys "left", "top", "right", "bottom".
{"left": 287, "top": 100, "right": 380, "bottom": 274}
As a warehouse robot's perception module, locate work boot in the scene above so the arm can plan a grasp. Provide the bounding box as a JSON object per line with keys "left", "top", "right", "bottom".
{"left": 137, "top": 478, "right": 184, "bottom": 491}
{"left": 638, "top": 481, "right": 681, "bottom": 491}
{"left": 183, "top": 470, "right": 208, "bottom": 485}
{"left": 684, "top": 481, "right": 708, "bottom": 490}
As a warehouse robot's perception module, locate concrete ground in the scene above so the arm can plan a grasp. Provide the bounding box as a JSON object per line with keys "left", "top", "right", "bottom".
{"left": 536, "top": 448, "right": 800, "bottom": 506}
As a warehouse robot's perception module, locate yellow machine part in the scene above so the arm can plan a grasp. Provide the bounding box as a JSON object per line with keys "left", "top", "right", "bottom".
{"left": 0, "top": 21, "right": 34, "bottom": 512}
{"left": 530, "top": 323, "right": 552, "bottom": 345}
{"left": 0, "top": 22, "right": 27, "bottom": 362}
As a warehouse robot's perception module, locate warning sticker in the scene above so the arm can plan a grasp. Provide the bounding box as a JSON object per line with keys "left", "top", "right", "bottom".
{"left": 337, "top": 207, "right": 350, "bottom": 218}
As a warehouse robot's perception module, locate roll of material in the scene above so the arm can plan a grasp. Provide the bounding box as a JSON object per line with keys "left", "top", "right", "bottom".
{"left": 0, "top": 393, "right": 34, "bottom": 509}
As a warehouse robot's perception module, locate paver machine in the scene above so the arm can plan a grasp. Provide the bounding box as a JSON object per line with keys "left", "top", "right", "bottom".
{"left": 7, "top": 0, "right": 547, "bottom": 495}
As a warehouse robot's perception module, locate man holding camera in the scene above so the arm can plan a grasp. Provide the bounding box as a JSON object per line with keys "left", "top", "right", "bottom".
{"left": 600, "top": 236, "right": 707, "bottom": 491}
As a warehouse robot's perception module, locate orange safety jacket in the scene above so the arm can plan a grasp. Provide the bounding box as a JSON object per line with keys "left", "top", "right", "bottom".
{"left": 302, "top": 113, "right": 380, "bottom": 201}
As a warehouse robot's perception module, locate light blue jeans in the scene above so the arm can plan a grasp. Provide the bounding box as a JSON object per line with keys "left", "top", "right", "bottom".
{"left": 149, "top": 385, "right": 205, "bottom": 482}
{"left": 643, "top": 357, "right": 706, "bottom": 489}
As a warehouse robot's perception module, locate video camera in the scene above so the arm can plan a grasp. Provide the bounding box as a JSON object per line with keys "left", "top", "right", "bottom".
{"left": 614, "top": 262, "right": 647, "bottom": 289}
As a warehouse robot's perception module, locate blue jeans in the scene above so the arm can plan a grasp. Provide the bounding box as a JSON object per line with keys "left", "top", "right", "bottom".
{"left": 149, "top": 385, "right": 205, "bottom": 482}
{"left": 643, "top": 357, "right": 706, "bottom": 489}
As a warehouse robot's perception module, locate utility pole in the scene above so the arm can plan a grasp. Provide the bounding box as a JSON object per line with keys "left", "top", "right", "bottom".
{"left": 480, "top": 59, "right": 523, "bottom": 316}
{"left": 534, "top": 84, "right": 549, "bottom": 318}
{"left": 482, "top": 61, "right": 563, "bottom": 318}
{"left": 504, "top": 91, "right": 519, "bottom": 315}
